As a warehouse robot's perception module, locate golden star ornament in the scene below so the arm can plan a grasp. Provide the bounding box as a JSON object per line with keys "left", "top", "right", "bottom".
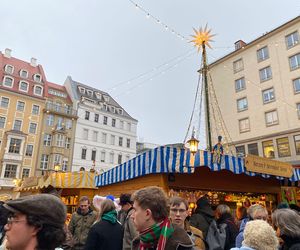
{"left": 190, "top": 25, "right": 215, "bottom": 52}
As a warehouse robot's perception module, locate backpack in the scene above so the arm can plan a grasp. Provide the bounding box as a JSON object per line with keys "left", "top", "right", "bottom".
{"left": 205, "top": 220, "right": 227, "bottom": 250}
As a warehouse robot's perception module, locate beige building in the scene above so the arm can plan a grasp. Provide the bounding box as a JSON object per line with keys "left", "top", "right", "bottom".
{"left": 209, "top": 16, "right": 300, "bottom": 165}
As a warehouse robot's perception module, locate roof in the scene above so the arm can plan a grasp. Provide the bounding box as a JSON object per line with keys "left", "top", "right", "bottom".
{"left": 45, "top": 81, "right": 72, "bottom": 103}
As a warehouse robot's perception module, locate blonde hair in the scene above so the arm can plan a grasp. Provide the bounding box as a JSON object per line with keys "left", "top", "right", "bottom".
{"left": 97, "top": 199, "right": 116, "bottom": 220}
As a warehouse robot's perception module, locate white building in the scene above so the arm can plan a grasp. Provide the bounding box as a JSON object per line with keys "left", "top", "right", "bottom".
{"left": 64, "top": 76, "right": 138, "bottom": 172}
{"left": 209, "top": 16, "right": 300, "bottom": 165}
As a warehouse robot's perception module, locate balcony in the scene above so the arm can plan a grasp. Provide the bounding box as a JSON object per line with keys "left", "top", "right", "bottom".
{"left": 45, "top": 102, "right": 77, "bottom": 118}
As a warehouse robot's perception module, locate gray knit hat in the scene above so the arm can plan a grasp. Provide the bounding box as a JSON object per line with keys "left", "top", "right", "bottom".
{"left": 4, "top": 194, "right": 66, "bottom": 228}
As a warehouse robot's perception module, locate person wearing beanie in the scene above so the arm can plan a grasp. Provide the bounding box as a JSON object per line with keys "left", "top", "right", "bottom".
{"left": 84, "top": 199, "right": 123, "bottom": 250}
{"left": 231, "top": 220, "right": 278, "bottom": 250}
{"left": 3, "top": 194, "right": 67, "bottom": 250}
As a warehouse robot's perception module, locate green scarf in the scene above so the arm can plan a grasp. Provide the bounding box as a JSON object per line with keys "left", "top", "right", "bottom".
{"left": 101, "top": 210, "right": 118, "bottom": 224}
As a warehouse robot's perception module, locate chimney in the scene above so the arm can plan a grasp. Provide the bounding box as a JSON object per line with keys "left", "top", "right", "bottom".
{"left": 30, "top": 57, "right": 37, "bottom": 67}
{"left": 234, "top": 40, "right": 247, "bottom": 50}
{"left": 4, "top": 48, "right": 12, "bottom": 58}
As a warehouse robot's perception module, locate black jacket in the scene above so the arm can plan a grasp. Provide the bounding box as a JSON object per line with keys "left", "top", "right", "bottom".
{"left": 281, "top": 235, "right": 300, "bottom": 250}
{"left": 190, "top": 204, "right": 214, "bottom": 238}
{"left": 217, "top": 213, "right": 239, "bottom": 250}
{"left": 84, "top": 220, "right": 123, "bottom": 250}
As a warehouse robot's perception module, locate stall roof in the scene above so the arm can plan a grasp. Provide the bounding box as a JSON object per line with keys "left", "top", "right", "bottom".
{"left": 95, "top": 146, "right": 300, "bottom": 187}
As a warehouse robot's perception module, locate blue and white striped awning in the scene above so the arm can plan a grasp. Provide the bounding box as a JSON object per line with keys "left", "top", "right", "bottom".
{"left": 95, "top": 146, "right": 300, "bottom": 187}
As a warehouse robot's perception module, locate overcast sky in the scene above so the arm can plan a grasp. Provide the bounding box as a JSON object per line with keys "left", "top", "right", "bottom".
{"left": 0, "top": 1, "right": 299, "bottom": 147}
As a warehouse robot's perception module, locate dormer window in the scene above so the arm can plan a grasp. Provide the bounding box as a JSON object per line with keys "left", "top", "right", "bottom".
{"left": 87, "top": 90, "right": 93, "bottom": 96}
{"left": 20, "top": 69, "right": 28, "bottom": 78}
{"left": 33, "top": 74, "right": 42, "bottom": 83}
{"left": 103, "top": 95, "right": 110, "bottom": 102}
{"left": 110, "top": 106, "right": 115, "bottom": 113}
{"left": 19, "top": 81, "right": 29, "bottom": 92}
{"left": 95, "top": 92, "right": 102, "bottom": 99}
{"left": 34, "top": 85, "right": 43, "bottom": 96}
{"left": 103, "top": 103, "right": 108, "bottom": 111}
{"left": 118, "top": 109, "right": 123, "bottom": 115}
{"left": 4, "top": 65, "right": 14, "bottom": 74}
{"left": 3, "top": 76, "right": 14, "bottom": 88}
{"left": 78, "top": 86, "right": 85, "bottom": 94}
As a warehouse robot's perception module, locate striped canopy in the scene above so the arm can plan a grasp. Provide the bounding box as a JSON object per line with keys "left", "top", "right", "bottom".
{"left": 95, "top": 146, "right": 300, "bottom": 187}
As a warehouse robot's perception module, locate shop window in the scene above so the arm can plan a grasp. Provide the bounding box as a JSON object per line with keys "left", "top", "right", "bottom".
{"left": 262, "top": 140, "right": 275, "bottom": 158}
{"left": 4, "top": 164, "right": 17, "bottom": 178}
{"left": 276, "top": 137, "right": 291, "bottom": 157}
{"left": 259, "top": 66, "right": 272, "bottom": 82}
{"left": 247, "top": 143, "right": 259, "bottom": 155}
{"left": 235, "top": 145, "right": 245, "bottom": 157}
{"left": 294, "top": 135, "right": 300, "bottom": 155}
{"left": 233, "top": 58, "right": 244, "bottom": 73}
{"left": 257, "top": 46, "right": 269, "bottom": 62}
{"left": 286, "top": 31, "right": 299, "bottom": 49}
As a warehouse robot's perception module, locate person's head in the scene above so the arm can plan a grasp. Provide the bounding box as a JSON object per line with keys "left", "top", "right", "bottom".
{"left": 0, "top": 201, "right": 10, "bottom": 226}
{"left": 236, "top": 206, "right": 247, "bottom": 220}
{"left": 215, "top": 204, "right": 231, "bottom": 219}
{"left": 131, "top": 186, "right": 169, "bottom": 232}
{"left": 119, "top": 193, "right": 133, "bottom": 212}
{"left": 272, "top": 208, "right": 300, "bottom": 239}
{"left": 99, "top": 199, "right": 116, "bottom": 218}
{"left": 248, "top": 204, "right": 268, "bottom": 221}
{"left": 3, "top": 194, "right": 66, "bottom": 250}
{"left": 243, "top": 220, "right": 278, "bottom": 250}
{"left": 169, "top": 197, "right": 189, "bottom": 228}
{"left": 243, "top": 198, "right": 251, "bottom": 208}
{"left": 79, "top": 196, "right": 90, "bottom": 214}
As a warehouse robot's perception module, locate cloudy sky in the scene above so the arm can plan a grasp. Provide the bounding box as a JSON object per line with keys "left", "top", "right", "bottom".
{"left": 0, "top": 0, "right": 299, "bottom": 147}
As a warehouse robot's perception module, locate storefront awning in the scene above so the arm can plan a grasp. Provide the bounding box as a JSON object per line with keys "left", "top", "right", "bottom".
{"left": 94, "top": 146, "right": 300, "bottom": 187}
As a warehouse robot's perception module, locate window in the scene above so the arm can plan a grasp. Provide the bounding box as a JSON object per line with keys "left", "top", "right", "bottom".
{"left": 4, "top": 164, "right": 17, "bottom": 178}
{"left": 9, "top": 138, "right": 22, "bottom": 153}
{"left": 65, "top": 138, "right": 71, "bottom": 149}
{"left": 286, "top": 31, "right": 299, "bottom": 49}
{"left": 233, "top": 59, "right": 244, "bottom": 73}
{"left": 46, "top": 115, "right": 54, "bottom": 126}
{"left": 40, "top": 155, "right": 49, "bottom": 169}
{"left": 43, "top": 134, "right": 52, "bottom": 146}
{"left": 289, "top": 53, "right": 300, "bottom": 70}
{"left": 29, "top": 123, "right": 37, "bottom": 134}
{"left": 118, "top": 154, "right": 122, "bottom": 164}
{"left": 110, "top": 135, "right": 115, "bottom": 145}
{"left": 101, "top": 151, "right": 105, "bottom": 162}
{"left": 83, "top": 129, "right": 89, "bottom": 140}
{"left": 53, "top": 154, "right": 61, "bottom": 165}
{"left": 293, "top": 78, "right": 300, "bottom": 93}
{"left": 65, "top": 119, "right": 72, "bottom": 129}
{"left": 91, "top": 150, "right": 97, "bottom": 161}
{"left": 237, "top": 97, "right": 248, "bottom": 112}
{"left": 4, "top": 65, "right": 14, "bottom": 74}
{"left": 0, "top": 117, "right": 6, "bottom": 128}
{"left": 120, "top": 120, "right": 124, "bottom": 129}
{"left": 32, "top": 105, "right": 40, "bottom": 115}
{"left": 13, "top": 120, "right": 22, "bottom": 131}
{"left": 22, "top": 168, "right": 30, "bottom": 178}
{"left": 103, "top": 116, "right": 108, "bottom": 125}
{"left": 126, "top": 138, "right": 130, "bottom": 148}
{"left": 127, "top": 123, "right": 131, "bottom": 131}
{"left": 87, "top": 90, "right": 93, "bottom": 96}
{"left": 257, "top": 46, "right": 269, "bottom": 62}
{"left": 78, "top": 86, "right": 85, "bottom": 94}
{"left": 81, "top": 148, "right": 87, "bottom": 160}
{"left": 259, "top": 66, "right": 272, "bottom": 82}
{"left": 34, "top": 85, "right": 43, "bottom": 96}
{"left": 262, "top": 140, "right": 275, "bottom": 158}
{"left": 235, "top": 145, "right": 245, "bottom": 157}
{"left": 56, "top": 134, "right": 64, "bottom": 147}
{"left": 102, "top": 133, "right": 107, "bottom": 144}
{"left": 109, "top": 152, "right": 114, "bottom": 164}
{"left": 277, "top": 137, "right": 291, "bottom": 157}
{"left": 112, "top": 118, "right": 116, "bottom": 127}
{"left": 294, "top": 135, "right": 300, "bottom": 155}
{"left": 33, "top": 74, "right": 42, "bottom": 83}
{"left": 0, "top": 97, "right": 9, "bottom": 108}
{"left": 265, "top": 110, "right": 278, "bottom": 126}
{"left": 3, "top": 76, "right": 13, "bottom": 88}
{"left": 65, "top": 105, "right": 71, "bottom": 114}
{"left": 262, "top": 88, "right": 275, "bottom": 103}
{"left": 85, "top": 111, "right": 90, "bottom": 120}
{"left": 103, "top": 95, "right": 110, "bottom": 102}
{"left": 25, "top": 144, "right": 33, "bottom": 156}
{"left": 95, "top": 92, "right": 102, "bottom": 99}
{"left": 16, "top": 101, "right": 25, "bottom": 112}
{"left": 94, "top": 114, "right": 99, "bottom": 122}
{"left": 118, "top": 109, "right": 123, "bottom": 115}
{"left": 235, "top": 77, "right": 245, "bottom": 92}
{"left": 297, "top": 103, "right": 300, "bottom": 118}
{"left": 19, "top": 81, "right": 28, "bottom": 92}
{"left": 248, "top": 143, "right": 259, "bottom": 155}
{"left": 93, "top": 131, "right": 98, "bottom": 142}
{"left": 20, "top": 69, "right": 28, "bottom": 78}
{"left": 60, "top": 159, "right": 67, "bottom": 171}
{"left": 54, "top": 102, "right": 61, "bottom": 112}
{"left": 57, "top": 116, "right": 63, "bottom": 129}
{"left": 119, "top": 137, "right": 123, "bottom": 147}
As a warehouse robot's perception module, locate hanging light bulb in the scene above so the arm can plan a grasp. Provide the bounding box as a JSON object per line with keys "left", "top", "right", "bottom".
{"left": 187, "top": 130, "right": 199, "bottom": 155}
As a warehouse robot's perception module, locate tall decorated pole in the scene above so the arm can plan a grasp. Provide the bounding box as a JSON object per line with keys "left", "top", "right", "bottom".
{"left": 191, "top": 25, "right": 215, "bottom": 151}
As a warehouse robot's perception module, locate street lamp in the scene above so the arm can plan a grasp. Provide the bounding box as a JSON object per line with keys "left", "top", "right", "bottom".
{"left": 187, "top": 131, "right": 199, "bottom": 155}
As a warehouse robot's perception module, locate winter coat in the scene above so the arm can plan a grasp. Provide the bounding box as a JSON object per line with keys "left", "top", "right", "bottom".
{"left": 131, "top": 226, "right": 194, "bottom": 250}
{"left": 235, "top": 217, "right": 249, "bottom": 248}
{"left": 123, "top": 208, "right": 138, "bottom": 250}
{"left": 217, "top": 213, "right": 239, "bottom": 250}
{"left": 185, "top": 221, "right": 206, "bottom": 250}
{"left": 189, "top": 205, "right": 214, "bottom": 238}
{"left": 69, "top": 207, "right": 97, "bottom": 250}
{"left": 84, "top": 219, "right": 123, "bottom": 250}
{"left": 280, "top": 235, "right": 300, "bottom": 250}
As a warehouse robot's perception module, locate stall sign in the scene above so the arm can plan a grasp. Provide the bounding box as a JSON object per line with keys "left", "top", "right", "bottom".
{"left": 245, "top": 154, "right": 293, "bottom": 178}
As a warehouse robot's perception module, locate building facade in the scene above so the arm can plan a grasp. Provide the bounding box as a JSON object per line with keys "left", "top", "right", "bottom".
{"left": 209, "top": 16, "right": 300, "bottom": 165}
{"left": 35, "top": 81, "right": 77, "bottom": 176}
{"left": 0, "top": 49, "right": 46, "bottom": 197}
{"left": 64, "top": 76, "right": 138, "bottom": 172}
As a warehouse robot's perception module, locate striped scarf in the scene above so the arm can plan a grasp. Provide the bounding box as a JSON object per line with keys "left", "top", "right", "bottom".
{"left": 139, "top": 217, "right": 174, "bottom": 250}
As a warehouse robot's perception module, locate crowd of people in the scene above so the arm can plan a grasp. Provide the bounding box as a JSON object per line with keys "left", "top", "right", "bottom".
{"left": 0, "top": 187, "right": 299, "bottom": 250}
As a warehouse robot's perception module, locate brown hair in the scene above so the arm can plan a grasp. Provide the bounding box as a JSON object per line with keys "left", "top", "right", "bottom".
{"left": 79, "top": 196, "right": 90, "bottom": 204}
{"left": 132, "top": 186, "right": 169, "bottom": 222}
{"left": 99, "top": 199, "right": 116, "bottom": 218}
{"left": 169, "top": 196, "right": 188, "bottom": 210}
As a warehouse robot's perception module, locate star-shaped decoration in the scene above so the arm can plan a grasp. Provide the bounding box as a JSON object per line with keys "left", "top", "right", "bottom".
{"left": 190, "top": 24, "right": 215, "bottom": 52}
